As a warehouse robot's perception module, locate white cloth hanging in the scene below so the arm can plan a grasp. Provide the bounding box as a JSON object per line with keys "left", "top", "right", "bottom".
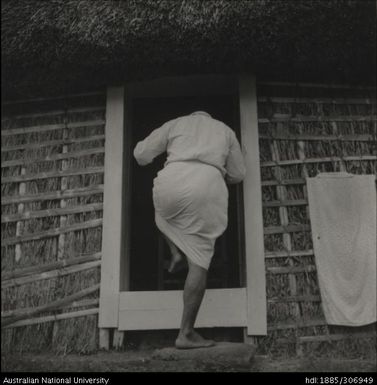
{"left": 307, "top": 172, "right": 376, "bottom": 326}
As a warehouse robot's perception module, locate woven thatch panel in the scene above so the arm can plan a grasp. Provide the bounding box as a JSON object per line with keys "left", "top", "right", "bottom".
{"left": 1, "top": 91, "right": 105, "bottom": 353}
{"left": 257, "top": 82, "right": 377, "bottom": 357}
{"left": 2, "top": 81, "right": 376, "bottom": 357}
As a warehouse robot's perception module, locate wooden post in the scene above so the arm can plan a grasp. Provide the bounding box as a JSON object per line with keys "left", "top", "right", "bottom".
{"left": 98, "top": 87, "right": 125, "bottom": 349}
{"left": 269, "top": 129, "right": 302, "bottom": 354}
{"left": 57, "top": 117, "right": 69, "bottom": 259}
{"left": 331, "top": 122, "right": 347, "bottom": 172}
{"left": 11, "top": 165, "right": 26, "bottom": 347}
{"left": 298, "top": 106, "right": 332, "bottom": 352}
{"left": 239, "top": 75, "right": 267, "bottom": 338}
{"left": 52, "top": 113, "right": 69, "bottom": 343}
{"left": 15, "top": 167, "right": 26, "bottom": 263}
{"left": 112, "top": 330, "right": 125, "bottom": 350}
{"left": 99, "top": 328, "right": 110, "bottom": 350}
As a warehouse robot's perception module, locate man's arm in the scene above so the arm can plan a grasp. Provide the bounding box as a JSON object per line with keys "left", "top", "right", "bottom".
{"left": 225, "top": 131, "right": 246, "bottom": 184}
{"left": 133, "top": 119, "right": 176, "bottom": 165}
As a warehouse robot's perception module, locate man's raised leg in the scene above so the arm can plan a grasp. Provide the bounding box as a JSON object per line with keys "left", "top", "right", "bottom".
{"left": 164, "top": 235, "right": 187, "bottom": 273}
{"left": 175, "top": 259, "right": 215, "bottom": 349}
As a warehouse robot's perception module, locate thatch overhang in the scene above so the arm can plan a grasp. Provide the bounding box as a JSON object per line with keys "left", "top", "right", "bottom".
{"left": 1, "top": 0, "right": 376, "bottom": 99}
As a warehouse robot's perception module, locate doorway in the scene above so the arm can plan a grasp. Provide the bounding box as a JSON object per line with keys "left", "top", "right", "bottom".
{"left": 99, "top": 75, "right": 266, "bottom": 337}
{"left": 128, "top": 95, "right": 244, "bottom": 291}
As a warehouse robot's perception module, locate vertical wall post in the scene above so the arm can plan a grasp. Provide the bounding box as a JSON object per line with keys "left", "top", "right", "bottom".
{"left": 99, "top": 87, "right": 125, "bottom": 349}
{"left": 238, "top": 75, "right": 267, "bottom": 338}
{"left": 52, "top": 111, "right": 69, "bottom": 344}
{"left": 15, "top": 167, "right": 26, "bottom": 264}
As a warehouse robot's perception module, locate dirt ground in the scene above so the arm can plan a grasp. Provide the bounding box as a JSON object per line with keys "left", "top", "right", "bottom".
{"left": 2, "top": 350, "right": 376, "bottom": 373}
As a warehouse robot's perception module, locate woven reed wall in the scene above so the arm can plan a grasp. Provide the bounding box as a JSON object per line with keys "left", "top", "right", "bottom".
{"left": 256, "top": 82, "right": 377, "bottom": 357}
{"left": 1, "top": 92, "right": 106, "bottom": 354}
{"left": 1, "top": 82, "right": 376, "bottom": 357}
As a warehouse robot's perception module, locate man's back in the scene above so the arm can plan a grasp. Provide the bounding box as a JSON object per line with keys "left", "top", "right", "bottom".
{"left": 134, "top": 110, "right": 245, "bottom": 183}
{"left": 165, "top": 111, "right": 231, "bottom": 174}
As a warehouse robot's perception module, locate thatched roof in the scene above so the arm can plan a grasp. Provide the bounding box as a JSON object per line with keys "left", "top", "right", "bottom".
{"left": 2, "top": 0, "right": 376, "bottom": 98}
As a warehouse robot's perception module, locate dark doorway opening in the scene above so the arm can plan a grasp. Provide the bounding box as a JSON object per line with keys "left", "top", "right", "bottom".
{"left": 128, "top": 95, "right": 243, "bottom": 291}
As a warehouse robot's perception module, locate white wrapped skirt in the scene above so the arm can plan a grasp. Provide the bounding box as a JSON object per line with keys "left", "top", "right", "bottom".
{"left": 153, "top": 161, "right": 228, "bottom": 270}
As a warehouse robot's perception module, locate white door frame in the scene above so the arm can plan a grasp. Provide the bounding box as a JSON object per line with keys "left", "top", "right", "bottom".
{"left": 98, "top": 74, "right": 266, "bottom": 347}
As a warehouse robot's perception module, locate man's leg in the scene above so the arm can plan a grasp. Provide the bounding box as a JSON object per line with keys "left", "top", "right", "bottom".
{"left": 164, "top": 235, "right": 187, "bottom": 273}
{"left": 175, "top": 259, "right": 215, "bottom": 349}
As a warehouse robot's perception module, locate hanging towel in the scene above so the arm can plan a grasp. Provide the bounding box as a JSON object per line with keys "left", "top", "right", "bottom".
{"left": 307, "top": 172, "right": 376, "bottom": 326}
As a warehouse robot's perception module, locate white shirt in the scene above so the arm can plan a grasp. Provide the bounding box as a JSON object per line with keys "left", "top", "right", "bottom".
{"left": 134, "top": 111, "right": 246, "bottom": 184}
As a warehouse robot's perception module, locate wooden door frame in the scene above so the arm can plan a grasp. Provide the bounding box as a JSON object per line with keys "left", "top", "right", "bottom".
{"left": 98, "top": 74, "right": 266, "bottom": 349}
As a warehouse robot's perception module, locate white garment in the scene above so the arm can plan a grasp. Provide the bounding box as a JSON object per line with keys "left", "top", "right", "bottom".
{"left": 153, "top": 161, "right": 228, "bottom": 269}
{"left": 134, "top": 112, "right": 246, "bottom": 269}
{"left": 133, "top": 111, "right": 246, "bottom": 184}
{"left": 307, "top": 173, "right": 376, "bottom": 326}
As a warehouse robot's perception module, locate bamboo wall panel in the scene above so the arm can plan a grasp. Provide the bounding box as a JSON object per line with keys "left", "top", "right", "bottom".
{"left": 2, "top": 82, "right": 376, "bottom": 357}
{"left": 257, "top": 81, "right": 377, "bottom": 357}
{"left": 1, "top": 91, "right": 106, "bottom": 354}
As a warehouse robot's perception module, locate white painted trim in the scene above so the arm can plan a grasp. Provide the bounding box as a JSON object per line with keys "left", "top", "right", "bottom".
{"left": 239, "top": 75, "right": 267, "bottom": 335}
{"left": 118, "top": 288, "right": 247, "bottom": 330}
{"left": 98, "top": 76, "right": 267, "bottom": 334}
{"left": 98, "top": 87, "right": 125, "bottom": 328}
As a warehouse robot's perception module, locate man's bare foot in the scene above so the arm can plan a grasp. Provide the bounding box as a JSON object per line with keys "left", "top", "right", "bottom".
{"left": 175, "top": 330, "right": 215, "bottom": 349}
{"left": 168, "top": 252, "right": 187, "bottom": 274}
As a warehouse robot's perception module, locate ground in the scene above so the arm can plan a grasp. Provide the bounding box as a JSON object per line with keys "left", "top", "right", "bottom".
{"left": 2, "top": 351, "right": 376, "bottom": 373}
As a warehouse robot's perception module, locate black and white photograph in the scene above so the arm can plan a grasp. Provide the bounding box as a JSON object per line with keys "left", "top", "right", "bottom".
{"left": 1, "top": 0, "right": 376, "bottom": 378}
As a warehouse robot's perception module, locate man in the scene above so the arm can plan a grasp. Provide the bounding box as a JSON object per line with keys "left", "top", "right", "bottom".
{"left": 134, "top": 111, "right": 245, "bottom": 349}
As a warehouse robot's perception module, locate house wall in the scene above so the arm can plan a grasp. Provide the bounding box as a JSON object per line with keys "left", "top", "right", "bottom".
{"left": 1, "top": 81, "right": 376, "bottom": 356}
{"left": 256, "top": 81, "right": 376, "bottom": 357}
{"left": 1, "top": 92, "right": 106, "bottom": 353}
